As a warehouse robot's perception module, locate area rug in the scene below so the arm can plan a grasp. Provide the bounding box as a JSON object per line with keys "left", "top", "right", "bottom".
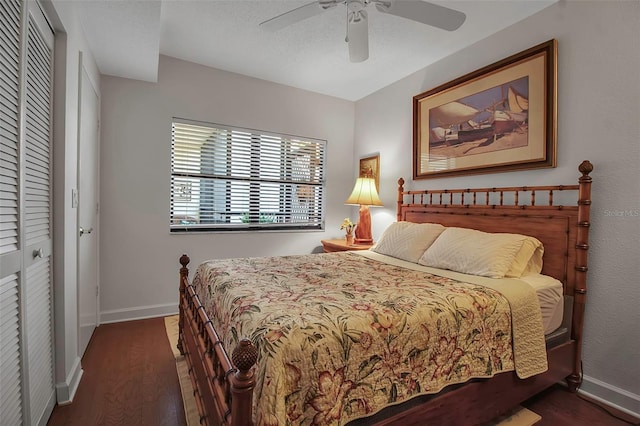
{"left": 164, "top": 315, "right": 540, "bottom": 426}
{"left": 164, "top": 315, "right": 199, "bottom": 426}
{"left": 486, "top": 406, "right": 541, "bottom": 425}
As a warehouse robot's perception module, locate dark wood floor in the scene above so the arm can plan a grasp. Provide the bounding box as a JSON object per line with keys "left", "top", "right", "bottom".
{"left": 47, "top": 317, "right": 639, "bottom": 426}
{"left": 47, "top": 318, "right": 186, "bottom": 426}
{"left": 523, "top": 385, "right": 638, "bottom": 425}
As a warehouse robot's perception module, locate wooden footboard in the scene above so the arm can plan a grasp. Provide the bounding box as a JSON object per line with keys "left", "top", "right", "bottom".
{"left": 178, "top": 254, "right": 257, "bottom": 426}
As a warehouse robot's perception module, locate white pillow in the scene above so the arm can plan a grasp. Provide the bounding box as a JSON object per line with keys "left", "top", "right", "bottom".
{"left": 418, "top": 227, "right": 540, "bottom": 278}
{"left": 372, "top": 222, "right": 446, "bottom": 263}
{"left": 505, "top": 237, "right": 544, "bottom": 277}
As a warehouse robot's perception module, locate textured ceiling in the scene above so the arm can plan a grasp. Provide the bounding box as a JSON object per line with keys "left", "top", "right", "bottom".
{"left": 74, "top": 0, "right": 556, "bottom": 101}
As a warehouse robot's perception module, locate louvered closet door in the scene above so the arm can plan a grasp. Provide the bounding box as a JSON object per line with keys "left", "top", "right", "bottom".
{"left": 0, "top": 273, "right": 23, "bottom": 425}
{"left": 0, "top": 0, "right": 54, "bottom": 422}
{"left": 22, "top": 2, "right": 56, "bottom": 425}
{"left": 0, "top": 0, "right": 25, "bottom": 424}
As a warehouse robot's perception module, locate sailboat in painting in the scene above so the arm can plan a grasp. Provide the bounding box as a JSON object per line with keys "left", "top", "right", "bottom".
{"left": 429, "top": 101, "right": 492, "bottom": 145}
{"left": 493, "top": 86, "right": 528, "bottom": 134}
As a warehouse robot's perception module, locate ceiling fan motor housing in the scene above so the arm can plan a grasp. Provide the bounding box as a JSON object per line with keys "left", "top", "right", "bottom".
{"left": 348, "top": 0, "right": 366, "bottom": 13}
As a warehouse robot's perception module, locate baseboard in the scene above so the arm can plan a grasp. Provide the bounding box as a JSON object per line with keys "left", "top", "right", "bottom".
{"left": 579, "top": 374, "right": 640, "bottom": 419}
{"left": 100, "top": 303, "right": 178, "bottom": 324}
{"left": 36, "top": 390, "right": 56, "bottom": 426}
{"left": 55, "top": 356, "right": 83, "bottom": 405}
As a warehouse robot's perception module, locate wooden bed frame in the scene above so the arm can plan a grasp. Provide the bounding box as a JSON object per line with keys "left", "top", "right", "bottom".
{"left": 177, "top": 160, "right": 593, "bottom": 426}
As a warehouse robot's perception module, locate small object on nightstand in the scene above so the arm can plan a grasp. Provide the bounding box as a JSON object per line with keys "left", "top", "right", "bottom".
{"left": 320, "top": 239, "right": 373, "bottom": 253}
{"left": 345, "top": 234, "right": 354, "bottom": 245}
{"left": 340, "top": 218, "right": 356, "bottom": 245}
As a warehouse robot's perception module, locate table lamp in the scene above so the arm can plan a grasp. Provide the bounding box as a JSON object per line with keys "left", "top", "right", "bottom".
{"left": 345, "top": 177, "right": 383, "bottom": 244}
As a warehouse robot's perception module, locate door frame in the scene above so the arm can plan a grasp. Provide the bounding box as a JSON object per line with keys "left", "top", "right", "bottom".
{"left": 76, "top": 51, "right": 101, "bottom": 356}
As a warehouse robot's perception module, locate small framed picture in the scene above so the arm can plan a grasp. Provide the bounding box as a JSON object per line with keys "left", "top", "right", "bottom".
{"left": 359, "top": 154, "right": 380, "bottom": 192}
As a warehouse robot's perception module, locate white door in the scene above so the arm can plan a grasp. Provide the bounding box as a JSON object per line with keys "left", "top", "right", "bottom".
{"left": 77, "top": 59, "right": 100, "bottom": 357}
{"left": 23, "top": 2, "right": 57, "bottom": 424}
{"left": 0, "top": 0, "right": 25, "bottom": 421}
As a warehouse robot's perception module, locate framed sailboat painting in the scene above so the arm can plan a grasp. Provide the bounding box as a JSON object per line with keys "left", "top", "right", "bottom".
{"left": 413, "top": 39, "right": 557, "bottom": 179}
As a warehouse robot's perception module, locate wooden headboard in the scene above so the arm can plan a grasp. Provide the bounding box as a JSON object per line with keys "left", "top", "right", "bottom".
{"left": 397, "top": 161, "right": 592, "bottom": 294}
{"left": 396, "top": 161, "right": 593, "bottom": 381}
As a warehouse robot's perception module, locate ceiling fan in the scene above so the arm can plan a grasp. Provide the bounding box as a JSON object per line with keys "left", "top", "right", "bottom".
{"left": 259, "top": 0, "right": 466, "bottom": 63}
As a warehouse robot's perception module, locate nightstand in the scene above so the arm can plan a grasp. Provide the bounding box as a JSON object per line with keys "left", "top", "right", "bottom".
{"left": 320, "top": 239, "right": 374, "bottom": 253}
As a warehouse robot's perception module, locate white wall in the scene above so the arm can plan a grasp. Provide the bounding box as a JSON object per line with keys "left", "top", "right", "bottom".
{"left": 355, "top": 0, "right": 639, "bottom": 416}
{"left": 99, "top": 55, "right": 355, "bottom": 322}
{"left": 44, "top": 0, "right": 101, "bottom": 404}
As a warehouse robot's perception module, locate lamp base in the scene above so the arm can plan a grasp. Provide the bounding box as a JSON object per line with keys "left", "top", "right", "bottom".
{"left": 354, "top": 205, "right": 374, "bottom": 244}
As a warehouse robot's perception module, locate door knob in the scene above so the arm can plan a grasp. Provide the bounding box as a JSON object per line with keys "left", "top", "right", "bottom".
{"left": 33, "top": 248, "right": 43, "bottom": 259}
{"left": 79, "top": 227, "right": 94, "bottom": 236}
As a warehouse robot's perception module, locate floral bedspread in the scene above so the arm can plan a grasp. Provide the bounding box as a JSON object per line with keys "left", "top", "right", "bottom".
{"left": 192, "top": 252, "right": 541, "bottom": 425}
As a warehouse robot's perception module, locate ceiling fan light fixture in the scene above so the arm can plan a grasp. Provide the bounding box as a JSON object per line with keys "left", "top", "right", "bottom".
{"left": 347, "top": 9, "right": 369, "bottom": 62}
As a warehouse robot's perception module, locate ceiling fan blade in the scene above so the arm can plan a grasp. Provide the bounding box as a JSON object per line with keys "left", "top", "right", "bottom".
{"left": 347, "top": 10, "right": 369, "bottom": 62}
{"left": 260, "top": 1, "right": 338, "bottom": 32}
{"left": 375, "top": 0, "right": 466, "bottom": 31}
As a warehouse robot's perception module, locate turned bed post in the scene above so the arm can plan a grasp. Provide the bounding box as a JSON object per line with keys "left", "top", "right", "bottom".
{"left": 567, "top": 160, "right": 593, "bottom": 391}
{"left": 178, "top": 254, "right": 190, "bottom": 355}
{"left": 230, "top": 339, "right": 258, "bottom": 426}
{"left": 397, "top": 178, "right": 405, "bottom": 221}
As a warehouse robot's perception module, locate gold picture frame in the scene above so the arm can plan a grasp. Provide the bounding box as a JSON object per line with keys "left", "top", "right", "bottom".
{"left": 413, "top": 39, "right": 557, "bottom": 179}
{"left": 359, "top": 154, "right": 380, "bottom": 192}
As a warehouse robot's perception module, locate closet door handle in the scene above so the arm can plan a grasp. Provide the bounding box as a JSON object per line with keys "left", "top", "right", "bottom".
{"left": 33, "top": 248, "right": 43, "bottom": 259}
{"left": 79, "top": 227, "right": 93, "bottom": 236}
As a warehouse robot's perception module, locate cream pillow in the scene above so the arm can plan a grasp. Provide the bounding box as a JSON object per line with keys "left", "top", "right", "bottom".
{"left": 372, "top": 222, "right": 446, "bottom": 263}
{"left": 418, "top": 227, "right": 538, "bottom": 278}
{"left": 505, "top": 237, "right": 544, "bottom": 277}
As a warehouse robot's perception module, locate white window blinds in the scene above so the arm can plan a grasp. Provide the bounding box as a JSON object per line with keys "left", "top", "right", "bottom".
{"left": 170, "top": 119, "right": 326, "bottom": 232}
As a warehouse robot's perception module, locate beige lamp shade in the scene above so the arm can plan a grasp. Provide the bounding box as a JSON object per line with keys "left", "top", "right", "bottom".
{"left": 345, "top": 177, "right": 382, "bottom": 245}
{"left": 345, "top": 177, "right": 383, "bottom": 206}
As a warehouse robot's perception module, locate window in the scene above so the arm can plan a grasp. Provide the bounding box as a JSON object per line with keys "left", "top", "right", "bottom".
{"left": 170, "top": 119, "right": 326, "bottom": 232}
